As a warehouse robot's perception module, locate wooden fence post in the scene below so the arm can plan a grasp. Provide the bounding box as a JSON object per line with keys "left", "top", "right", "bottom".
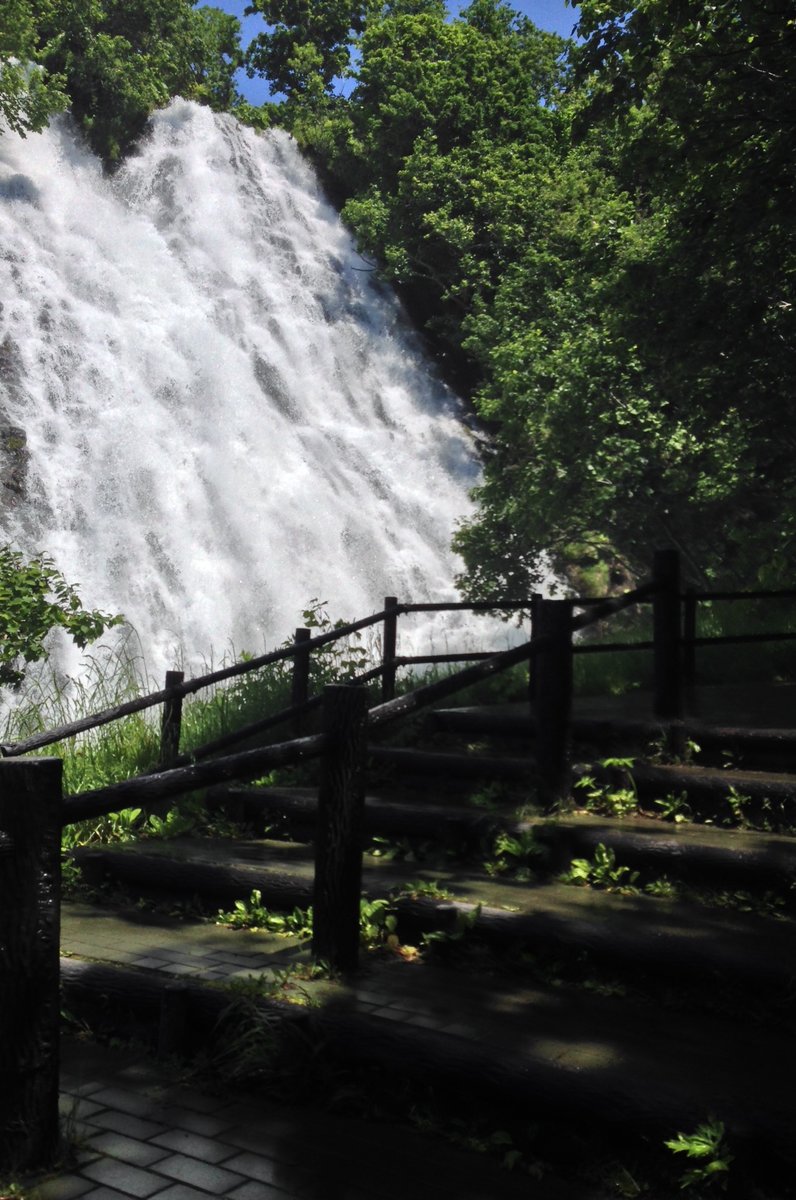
{"left": 159, "top": 670, "right": 184, "bottom": 768}
{"left": 531, "top": 599, "right": 573, "bottom": 811}
{"left": 683, "top": 587, "right": 697, "bottom": 709}
{"left": 0, "top": 758, "right": 62, "bottom": 1173}
{"left": 381, "top": 597, "right": 398, "bottom": 702}
{"left": 652, "top": 549, "right": 682, "bottom": 719}
{"left": 529, "top": 593, "right": 543, "bottom": 702}
{"left": 312, "top": 685, "right": 368, "bottom": 972}
{"left": 291, "top": 628, "right": 311, "bottom": 736}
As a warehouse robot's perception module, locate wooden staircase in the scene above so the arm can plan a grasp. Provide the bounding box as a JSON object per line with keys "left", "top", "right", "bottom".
{"left": 64, "top": 684, "right": 796, "bottom": 1193}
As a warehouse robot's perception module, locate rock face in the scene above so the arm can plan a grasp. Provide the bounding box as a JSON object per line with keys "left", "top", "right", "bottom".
{"left": 0, "top": 424, "right": 28, "bottom": 507}
{"left": 0, "top": 334, "right": 28, "bottom": 511}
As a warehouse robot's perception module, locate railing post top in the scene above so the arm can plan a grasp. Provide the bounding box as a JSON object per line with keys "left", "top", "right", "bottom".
{"left": 384, "top": 595, "right": 398, "bottom": 608}
{"left": 323, "top": 682, "right": 368, "bottom": 696}
{"left": 653, "top": 548, "right": 681, "bottom": 579}
{"left": 294, "top": 627, "right": 312, "bottom": 643}
{"left": 0, "top": 756, "right": 62, "bottom": 780}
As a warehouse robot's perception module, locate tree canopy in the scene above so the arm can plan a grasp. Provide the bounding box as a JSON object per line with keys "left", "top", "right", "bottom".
{"left": 0, "top": 0, "right": 68, "bottom": 135}
{"left": 0, "top": 0, "right": 261, "bottom": 160}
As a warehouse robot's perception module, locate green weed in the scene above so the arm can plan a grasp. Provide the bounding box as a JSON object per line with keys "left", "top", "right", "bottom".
{"left": 664, "top": 1118, "right": 733, "bottom": 1190}
{"left": 724, "top": 785, "right": 751, "bottom": 828}
{"left": 359, "top": 897, "right": 399, "bottom": 948}
{"left": 655, "top": 792, "right": 692, "bottom": 823}
{"left": 145, "top": 807, "right": 196, "bottom": 840}
{"left": 574, "top": 758, "right": 638, "bottom": 817}
{"left": 393, "top": 880, "right": 454, "bottom": 900}
{"left": 560, "top": 843, "right": 640, "bottom": 893}
{"left": 484, "top": 829, "right": 547, "bottom": 880}
{"left": 422, "top": 903, "right": 482, "bottom": 952}
{"left": 217, "top": 891, "right": 313, "bottom": 937}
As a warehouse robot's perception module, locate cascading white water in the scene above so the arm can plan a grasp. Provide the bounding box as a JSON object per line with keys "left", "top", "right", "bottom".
{"left": 0, "top": 99, "right": 508, "bottom": 682}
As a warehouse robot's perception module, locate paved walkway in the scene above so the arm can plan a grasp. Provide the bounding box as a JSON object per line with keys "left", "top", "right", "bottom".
{"left": 34, "top": 1033, "right": 573, "bottom": 1200}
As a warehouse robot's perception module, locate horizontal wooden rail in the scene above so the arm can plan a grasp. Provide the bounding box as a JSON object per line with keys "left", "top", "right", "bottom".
{"left": 0, "top": 609, "right": 392, "bottom": 758}
{"left": 396, "top": 600, "right": 529, "bottom": 613}
{"left": 369, "top": 583, "right": 655, "bottom": 730}
{"left": 690, "top": 588, "right": 796, "bottom": 602}
{"left": 690, "top": 631, "right": 796, "bottom": 648}
{"left": 394, "top": 652, "right": 496, "bottom": 666}
{"left": 573, "top": 640, "right": 655, "bottom": 655}
{"left": 62, "top": 733, "right": 325, "bottom": 823}
{"left": 158, "top": 662, "right": 385, "bottom": 769}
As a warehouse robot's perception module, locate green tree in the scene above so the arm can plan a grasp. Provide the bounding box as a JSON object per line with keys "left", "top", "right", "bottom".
{"left": 0, "top": 0, "right": 68, "bottom": 135}
{"left": 0, "top": 547, "right": 122, "bottom": 687}
{"left": 327, "top": 1, "right": 565, "bottom": 369}
{"left": 456, "top": 0, "right": 796, "bottom": 594}
{"left": 244, "top": 0, "right": 371, "bottom": 101}
{"left": 36, "top": 0, "right": 248, "bottom": 161}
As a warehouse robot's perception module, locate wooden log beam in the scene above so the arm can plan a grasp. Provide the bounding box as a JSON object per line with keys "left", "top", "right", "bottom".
{"left": 366, "top": 745, "right": 533, "bottom": 780}
{"left": 71, "top": 845, "right": 313, "bottom": 908}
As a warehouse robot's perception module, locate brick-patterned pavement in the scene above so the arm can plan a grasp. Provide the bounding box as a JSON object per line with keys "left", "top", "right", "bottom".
{"left": 34, "top": 1035, "right": 571, "bottom": 1200}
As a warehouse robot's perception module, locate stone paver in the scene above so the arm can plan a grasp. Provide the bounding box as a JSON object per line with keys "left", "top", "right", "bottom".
{"left": 18, "top": 1034, "right": 568, "bottom": 1200}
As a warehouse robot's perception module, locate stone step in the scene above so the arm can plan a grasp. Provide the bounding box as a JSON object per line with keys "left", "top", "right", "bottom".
{"left": 58, "top": 911, "right": 795, "bottom": 1164}
{"left": 535, "top": 811, "right": 796, "bottom": 889}
{"left": 71, "top": 837, "right": 796, "bottom": 991}
{"left": 430, "top": 702, "right": 796, "bottom": 766}
{"left": 220, "top": 784, "right": 796, "bottom": 891}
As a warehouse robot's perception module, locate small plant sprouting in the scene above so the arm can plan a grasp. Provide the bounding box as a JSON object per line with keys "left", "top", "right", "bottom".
{"left": 422, "top": 903, "right": 482, "bottom": 952}
{"left": 655, "top": 792, "right": 692, "bottom": 824}
{"left": 724, "top": 785, "right": 751, "bottom": 828}
{"left": 484, "top": 829, "right": 547, "bottom": 880}
{"left": 643, "top": 876, "right": 677, "bottom": 899}
{"left": 575, "top": 758, "right": 638, "bottom": 817}
{"left": 146, "top": 806, "right": 196, "bottom": 840}
{"left": 359, "top": 897, "right": 399, "bottom": 949}
{"left": 394, "top": 880, "right": 454, "bottom": 901}
{"left": 367, "top": 834, "right": 429, "bottom": 863}
{"left": 217, "top": 891, "right": 313, "bottom": 937}
{"left": 664, "top": 1118, "right": 733, "bottom": 1190}
{"left": 466, "top": 781, "right": 507, "bottom": 811}
{"left": 560, "top": 843, "right": 639, "bottom": 894}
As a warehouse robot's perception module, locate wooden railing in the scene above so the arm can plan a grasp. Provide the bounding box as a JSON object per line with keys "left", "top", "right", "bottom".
{"left": 3, "top": 548, "right": 794, "bottom": 769}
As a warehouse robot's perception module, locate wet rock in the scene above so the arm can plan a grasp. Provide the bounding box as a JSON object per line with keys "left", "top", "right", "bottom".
{"left": 0, "top": 424, "right": 28, "bottom": 505}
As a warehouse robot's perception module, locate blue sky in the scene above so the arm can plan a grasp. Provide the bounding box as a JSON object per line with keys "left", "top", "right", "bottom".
{"left": 211, "top": 1, "right": 580, "bottom": 105}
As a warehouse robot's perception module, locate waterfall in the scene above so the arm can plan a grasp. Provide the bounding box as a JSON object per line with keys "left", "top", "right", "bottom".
{"left": 0, "top": 99, "right": 504, "bottom": 684}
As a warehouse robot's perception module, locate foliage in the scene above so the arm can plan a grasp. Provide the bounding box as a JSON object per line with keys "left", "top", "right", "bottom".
{"left": 664, "top": 1119, "right": 733, "bottom": 1190}
{"left": 244, "top": 0, "right": 371, "bottom": 101}
{"left": 10, "top": 0, "right": 250, "bottom": 161}
{"left": 574, "top": 758, "right": 638, "bottom": 817}
{"left": 61, "top": 806, "right": 144, "bottom": 853}
{"left": 217, "top": 889, "right": 313, "bottom": 936}
{"left": 0, "top": 0, "right": 68, "bottom": 134}
{"left": 393, "top": 879, "right": 452, "bottom": 901}
{"left": 458, "top": 0, "right": 796, "bottom": 594}
{"left": 146, "top": 805, "right": 196, "bottom": 839}
{"left": 0, "top": 547, "right": 121, "bottom": 687}
{"left": 484, "top": 828, "right": 547, "bottom": 880}
{"left": 560, "top": 842, "right": 639, "bottom": 893}
{"left": 358, "top": 896, "right": 398, "bottom": 949}
{"left": 422, "top": 902, "right": 481, "bottom": 952}
{"left": 654, "top": 793, "right": 692, "bottom": 824}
